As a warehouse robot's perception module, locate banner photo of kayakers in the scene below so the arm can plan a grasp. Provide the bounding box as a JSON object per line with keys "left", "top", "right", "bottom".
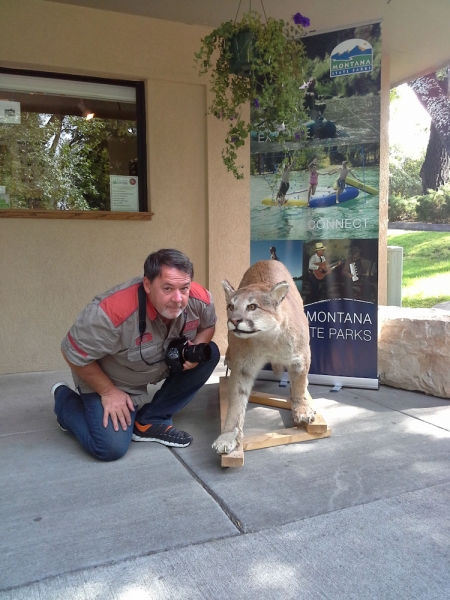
{"left": 250, "top": 22, "right": 381, "bottom": 389}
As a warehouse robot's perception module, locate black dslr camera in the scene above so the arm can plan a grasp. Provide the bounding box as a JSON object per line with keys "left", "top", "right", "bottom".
{"left": 164, "top": 336, "right": 212, "bottom": 373}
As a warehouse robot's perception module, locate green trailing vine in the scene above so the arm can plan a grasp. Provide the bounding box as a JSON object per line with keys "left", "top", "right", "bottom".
{"left": 195, "top": 10, "right": 310, "bottom": 179}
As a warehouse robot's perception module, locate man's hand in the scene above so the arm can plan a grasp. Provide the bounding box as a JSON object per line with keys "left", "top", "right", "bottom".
{"left": 61, "top": 355, "right": 136, "bottom": 432}
{"left": 101, "top": 388, "right": 135, "bottom": 431}
{"left": 183, "top": 359, "right": 199, "bottom": 371}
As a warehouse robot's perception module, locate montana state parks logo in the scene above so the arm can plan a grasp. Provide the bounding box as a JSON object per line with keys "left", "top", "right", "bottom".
{"left": 330, "top": 39, "right": 373, "bottom": 77}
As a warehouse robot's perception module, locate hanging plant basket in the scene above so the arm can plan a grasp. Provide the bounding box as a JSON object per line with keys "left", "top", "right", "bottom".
{"left": 229, "top": 29, "right": 258, "bottom": 76}
{"left": 194, "top": 10, "right": 311, "bottom": 179}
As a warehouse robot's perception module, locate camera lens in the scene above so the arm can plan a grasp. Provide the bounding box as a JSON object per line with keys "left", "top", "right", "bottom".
{"left": 183, "top": 343, "right": 212, "bottom": 364}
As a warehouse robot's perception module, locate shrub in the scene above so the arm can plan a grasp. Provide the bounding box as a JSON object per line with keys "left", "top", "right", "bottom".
{"left": 388, "top": 195, "right": 418, "bottom": 221}
{"left": 416, "top": 184, "right": 450, "bottom": 223}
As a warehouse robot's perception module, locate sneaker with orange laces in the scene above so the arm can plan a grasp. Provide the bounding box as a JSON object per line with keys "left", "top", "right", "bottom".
{"left": 131, "top": 422, "right": 193, "bottom": 447}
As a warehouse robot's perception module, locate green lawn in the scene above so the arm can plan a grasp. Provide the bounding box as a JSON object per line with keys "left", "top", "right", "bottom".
{"left": 387, "top": 231, "right": 450, "bottom": 308}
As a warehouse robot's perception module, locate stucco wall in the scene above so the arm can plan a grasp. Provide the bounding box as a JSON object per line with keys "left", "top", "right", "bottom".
{"left": 0, "top": 1, "right": 390, "bottom": 375}
{"left": 0, "top": 0, "right": 250, "bottom": 373}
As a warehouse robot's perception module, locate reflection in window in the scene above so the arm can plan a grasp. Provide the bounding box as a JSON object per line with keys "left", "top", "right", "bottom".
{"left": 0, "top": 72, "right": 146, "bottom": 212}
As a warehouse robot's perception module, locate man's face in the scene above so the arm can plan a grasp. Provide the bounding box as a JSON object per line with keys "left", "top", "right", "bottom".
{"left": 144, "top": 266, "right": 191, "bottom": 320}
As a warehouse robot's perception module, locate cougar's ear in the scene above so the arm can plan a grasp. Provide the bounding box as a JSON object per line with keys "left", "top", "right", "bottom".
{"left": 222, "top": 279, "right": 235, "bottom": 302}
{"left": 269, "top": 281, "right": 289, "bottom": 306}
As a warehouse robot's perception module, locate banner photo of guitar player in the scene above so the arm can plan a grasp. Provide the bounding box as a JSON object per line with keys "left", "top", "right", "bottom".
{"left": 303, "top": 238, "right": 377, "bottom": 306}
{"left": 250, "top": 22, "right": 381, "bottom": 389}
{"left": 302, "top": 237, "right": 378, "bottom": 383}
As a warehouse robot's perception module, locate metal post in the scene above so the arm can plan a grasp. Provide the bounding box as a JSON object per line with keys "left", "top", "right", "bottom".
{"left": 387, "top": 246, "right": 403, "bottom": 306}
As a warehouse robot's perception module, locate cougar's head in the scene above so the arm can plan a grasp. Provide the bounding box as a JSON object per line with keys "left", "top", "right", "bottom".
{"left": 222, "top": 279, "right": 289, "bottom": 338}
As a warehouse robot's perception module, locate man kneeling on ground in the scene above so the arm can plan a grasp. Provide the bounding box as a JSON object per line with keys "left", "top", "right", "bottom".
{"left": 52, "top": 248, "right": 219, "bottom": 461}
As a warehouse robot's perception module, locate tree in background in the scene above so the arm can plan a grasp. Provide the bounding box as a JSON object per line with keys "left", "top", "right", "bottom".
{"left": 0, "top": 113, "right": 137, "bottom": 210}
{"left": 409, "top": 68, "right": 450, "bottom": 193}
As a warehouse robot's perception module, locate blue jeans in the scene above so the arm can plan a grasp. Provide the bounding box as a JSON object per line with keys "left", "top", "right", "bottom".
{"left": 54, "top": 342, "right": 220, "bottom": 461}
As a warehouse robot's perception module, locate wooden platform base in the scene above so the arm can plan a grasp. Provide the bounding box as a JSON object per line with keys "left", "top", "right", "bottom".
{"left": 219, "top": 377, "right": 331, "bottom": 467}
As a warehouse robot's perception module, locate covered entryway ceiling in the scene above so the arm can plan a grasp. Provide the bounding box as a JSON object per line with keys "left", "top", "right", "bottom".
{"left": 46, "top": 0, "right": 450, "bottom": 87}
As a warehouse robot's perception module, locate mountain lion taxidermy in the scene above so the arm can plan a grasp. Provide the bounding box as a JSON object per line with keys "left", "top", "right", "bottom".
{"left": 212, "top": 260, "right": 314, "bottom": 455}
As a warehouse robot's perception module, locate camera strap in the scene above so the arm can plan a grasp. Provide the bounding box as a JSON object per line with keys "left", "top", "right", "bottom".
{"left": 138, "top": 282, "right": 163, "bottom": 366}
{"left": 138, "top": 282, "right": 147, "bottom": 337}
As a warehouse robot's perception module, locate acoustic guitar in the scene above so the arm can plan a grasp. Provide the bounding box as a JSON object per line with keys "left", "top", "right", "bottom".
{"left": 313, "top": 259, "right": 342, "bottom": 280}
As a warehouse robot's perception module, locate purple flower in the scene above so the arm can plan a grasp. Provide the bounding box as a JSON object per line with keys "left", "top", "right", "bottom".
{"left": 294, "top": 132, "right": 301, "bottom": 140}
{"left": 293, "top": 12, "right": 310, "bottom": 27}
{"left": 253, "top": 98, "right": 260, "bottom": 108}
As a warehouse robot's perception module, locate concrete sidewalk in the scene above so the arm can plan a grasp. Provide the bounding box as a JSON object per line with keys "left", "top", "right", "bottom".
{"left": 1, "top": 364, "right": 450, "bottom": 599}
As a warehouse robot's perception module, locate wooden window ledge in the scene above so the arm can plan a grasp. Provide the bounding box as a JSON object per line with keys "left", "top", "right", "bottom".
{"left": 0, "top": 210, "right": 153, "bottom": 220}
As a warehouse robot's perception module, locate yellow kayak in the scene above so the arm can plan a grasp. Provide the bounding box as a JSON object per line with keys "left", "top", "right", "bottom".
{"left": 262, "top": 197, "right": 308, "bottom": 207}
{"left": 333, "top": 176, "right": 378, "bottom": 195}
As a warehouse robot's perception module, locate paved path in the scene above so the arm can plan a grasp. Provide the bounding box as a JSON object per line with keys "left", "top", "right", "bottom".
{"left": 389, "top": 221, "right": 450, "bottom": 232}
{"left": 1, "top": 365, "right": 450, "bottom": 599}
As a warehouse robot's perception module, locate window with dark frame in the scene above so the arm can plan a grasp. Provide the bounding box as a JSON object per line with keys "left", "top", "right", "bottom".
{"left": 0, "top": 69, "right": 148, "bottom": 216}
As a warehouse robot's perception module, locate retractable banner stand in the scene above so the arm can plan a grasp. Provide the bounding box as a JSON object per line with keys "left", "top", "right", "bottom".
{"left": 250, "top": 22, "right": 381, "bottom": 389}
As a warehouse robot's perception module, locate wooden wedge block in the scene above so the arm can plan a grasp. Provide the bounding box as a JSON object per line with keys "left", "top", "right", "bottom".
{"left": 249, "top": 389, "right": 327, "bottom": 433}
{"left": 243, "top": 426, "right": 331, "bottom": 451}
{"left": 221, "top": 446, "right": 244, "bottom": 467}
{"left": 249, "top": 391, "right": 291, "bottom": 409}
{"left": 303, "top": 413, "right": 328, "bottom": 434}
{"left": 249, "top": 388, "right": 314, "bottom": 408}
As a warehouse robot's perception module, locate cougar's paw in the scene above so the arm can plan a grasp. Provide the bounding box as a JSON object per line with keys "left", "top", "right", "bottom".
{"left": 212, "top": 431, "right": 239, "bottom": 455}
{"left": 293, "top": 405, "right": 316, "bottom": 425}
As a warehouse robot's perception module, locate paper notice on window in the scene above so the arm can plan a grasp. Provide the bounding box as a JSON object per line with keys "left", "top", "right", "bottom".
{"left": 110, "top": 176, "right": 139, "bottom": 212}
{"left": 0, "top": 101, "right": 21, "bottom": 124}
